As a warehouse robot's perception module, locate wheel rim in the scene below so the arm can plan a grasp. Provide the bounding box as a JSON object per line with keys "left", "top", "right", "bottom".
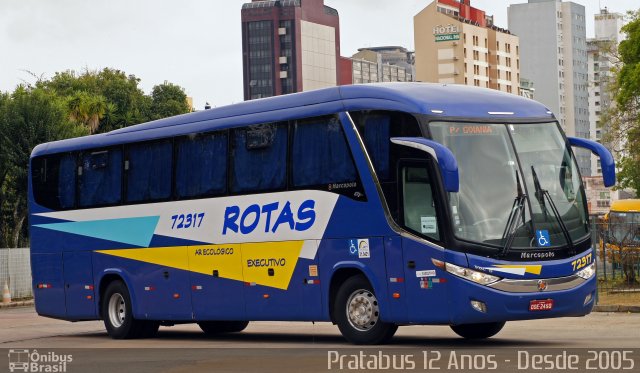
{"left": 345, "top": 288, "right": 379, "bottom": 331}
{"left": 108, "top": 293, "right": 126, "bottom": 328}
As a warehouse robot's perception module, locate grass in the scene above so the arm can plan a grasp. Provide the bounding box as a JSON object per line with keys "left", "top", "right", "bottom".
{"left": 597, "top": 291, "right": 640, "bottom": 306}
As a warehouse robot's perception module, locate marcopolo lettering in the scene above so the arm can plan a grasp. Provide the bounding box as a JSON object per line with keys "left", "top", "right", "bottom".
{"left": 222, "top": 199, "right": 316, "bottom": 235}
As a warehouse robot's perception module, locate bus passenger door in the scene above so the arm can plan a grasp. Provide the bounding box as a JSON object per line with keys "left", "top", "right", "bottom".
{"left": 399, "top": 161, "right": 449, "bottom": 323}
{"left": 63, "top": 251, "right": 96, "bottom": 319}
{"left": 188, "top": 244, "right": 246, "bottom": 320}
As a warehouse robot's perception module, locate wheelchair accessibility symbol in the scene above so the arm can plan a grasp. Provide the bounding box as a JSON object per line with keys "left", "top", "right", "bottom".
{"left": 536, "top": 230, "right": 551, "bottom": 247}
{"left": 349, "top": 240, "right": 358, "bottom": 255}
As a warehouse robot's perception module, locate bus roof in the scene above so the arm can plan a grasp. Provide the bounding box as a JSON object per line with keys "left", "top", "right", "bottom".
{"left": 610, "top": 199, "right": 640, "bottom": 213}
{"left": 31, "top": 83, "right": 554, "bottom": 158}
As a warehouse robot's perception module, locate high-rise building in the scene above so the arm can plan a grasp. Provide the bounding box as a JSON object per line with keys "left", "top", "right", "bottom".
{"left": 339, "top": 46, "right": 415, "bottom": 85}
{"left": 414, "top": 0, "right": 520, "bottom": 94}
{"left": 241, "top": 0, "right": 340, "bottom": 100}
{"left": 584, "top": 9, "right": 631, "bottom": 214}
{"left": 508, "top": 0, "right": 590, "bottom": 175}
{"left": 588, "top": 8, "right": 625, "bottom": 176}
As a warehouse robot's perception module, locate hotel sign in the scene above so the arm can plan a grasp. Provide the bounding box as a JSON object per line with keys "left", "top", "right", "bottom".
{"left": 433, "top": 24, "right": 460, "bottom": 42}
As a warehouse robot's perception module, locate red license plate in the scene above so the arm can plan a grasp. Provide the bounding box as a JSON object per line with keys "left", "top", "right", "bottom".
{"left": 529, "top": 299, "right": 554, "bottom": 311}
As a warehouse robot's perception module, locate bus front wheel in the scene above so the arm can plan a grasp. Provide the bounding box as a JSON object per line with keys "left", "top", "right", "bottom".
{"left": 334, "top": 275, "right": 397, "bottom": 345}
{"left": 198, "top": 321, "right": 249, "bottom": 334}
{"left": 450, "top": 321, "right": 506, "bottom": 339}
{"left": 102, "top": 280, "right": 154, "bottom": 339}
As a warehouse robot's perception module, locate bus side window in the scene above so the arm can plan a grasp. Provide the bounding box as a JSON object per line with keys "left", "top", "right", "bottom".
{"left": 175, "top": 132, "right": 228, "bottom": 199}
{"left": 78, "top": 149, "right": 122, "bottom": 207}
{"left": 291, "top": 116, "right": 360, "bottom": 197}
{"left": 32, "top": 153, "right": 77, "bottom": 210}
{"left": 125, "top": 140, "right": 173, "bottom": 203}
{"left": 401, "top": 164, "right": 440, "bottom": 241}
{"left": 231, "top": 123, "right": 287, "bottom": 194}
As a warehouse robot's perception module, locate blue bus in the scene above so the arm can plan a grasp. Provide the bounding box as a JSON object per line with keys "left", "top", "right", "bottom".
{"left": 29, "top": 83, "right": 615, "bottom": 344}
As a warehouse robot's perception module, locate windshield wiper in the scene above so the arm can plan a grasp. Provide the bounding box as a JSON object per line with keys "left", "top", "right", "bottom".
{"left": 500, "top": 171, "right": 528, "bottom": 257}
{"left": 530, "top": 165, "right": 575, "bottom": 254}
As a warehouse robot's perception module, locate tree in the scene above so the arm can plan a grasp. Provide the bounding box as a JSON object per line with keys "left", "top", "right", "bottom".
{"left": 0, "top": 86, "right": 87, "bottom": 247}
{"left": 607, "top": 10, "right": 640, "bottom": 194}
{"left": 41, "top": 68, "right": 150, "bottom": 133}
{"left": 150, "top": 82, "right": 191, "bottom": 120}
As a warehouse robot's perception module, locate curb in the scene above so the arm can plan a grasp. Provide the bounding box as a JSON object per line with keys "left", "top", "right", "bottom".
{"left": 0, "top": 300, "right": 34, "bottom": 309}
{"left": 593, "top": 304, "right": 640, "bottom": 313}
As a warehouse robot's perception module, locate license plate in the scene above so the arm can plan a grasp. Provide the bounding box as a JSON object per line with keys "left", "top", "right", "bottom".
{"left": 529, "top": 299, "right": 554, "bottom": 311}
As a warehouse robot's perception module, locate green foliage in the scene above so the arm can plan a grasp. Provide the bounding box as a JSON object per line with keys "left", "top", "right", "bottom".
{"left": 0, "top": 86, "right": 87, "bottom": 246}
{"left": 150, "top": 82, "right": 190, "bottom": 120}
{"left": 608, "top": 10, "right": 640, "bottom": 194}
{"left": 0, "top": 68, "right": 190, "bottom": 247}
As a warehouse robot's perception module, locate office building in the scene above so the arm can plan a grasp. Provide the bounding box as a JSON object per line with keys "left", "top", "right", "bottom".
{"left": 588, "top": 8, "right": 625, "bottom": 176}
{"left": 339, "top": 46, "right": 415, "bottom": 85}
{"left": 414, "top": 0, "right": 520, "bottom": 94}
{"left": 241, "top": 0, "right": 340, "bottom": 100}
{"left": 508, "top": 0, "right": 590, "bottom": 175}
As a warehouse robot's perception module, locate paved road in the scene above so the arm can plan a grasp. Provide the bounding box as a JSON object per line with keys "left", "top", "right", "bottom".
{"left": 1, "top": 307, "right": 639, "bottom": 372}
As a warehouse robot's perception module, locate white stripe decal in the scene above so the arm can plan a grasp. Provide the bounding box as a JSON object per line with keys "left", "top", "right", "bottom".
{"left": 35, "top": 191, "right": 339, "bottom": 246}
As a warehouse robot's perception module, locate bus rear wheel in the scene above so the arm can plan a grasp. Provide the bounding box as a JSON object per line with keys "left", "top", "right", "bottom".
{"left": 334, "top": 275, "right": 397, "bottom": 345}
{"left": 450, "top": 321, "right": 506, "bottom": 339}
{"left": 102, "top": 280, "right": 151, "bottom": 339}
{"left": 198, "top": 321, "right": 249, "bottom": 335}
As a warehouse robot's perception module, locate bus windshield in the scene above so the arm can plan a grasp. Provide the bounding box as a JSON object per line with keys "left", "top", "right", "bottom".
{"left": 430, "top": 121, "right": 589, "bottom": 250}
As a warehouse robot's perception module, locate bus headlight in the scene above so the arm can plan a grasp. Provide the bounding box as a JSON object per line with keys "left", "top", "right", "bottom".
{"left": 445, "top": 263, "right": 501, "bottom": 285}
{"left": 576, "top": 263, "right": 596, "bottom": 280}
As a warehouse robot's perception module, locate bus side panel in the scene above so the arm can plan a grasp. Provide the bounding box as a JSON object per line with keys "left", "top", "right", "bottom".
{"left": 93, "top": 252, "right": 193, "bottom": 321}
{"left": 402, "top": 237, "right": 449, "bottom": 324}
{"left": 384, "top": 236, "right": 408, "bottom": 323}
{"left": 319, "top": 237, "right": 390, "bottom": 322}
{"left": 63, "top": 251, "right": 97, "bottom": 319}
{"left": 31, "top": 253, "right": 66, "bottom": 318}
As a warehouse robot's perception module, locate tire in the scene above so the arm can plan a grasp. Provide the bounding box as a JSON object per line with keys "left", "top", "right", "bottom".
{"left": 102, "top": 280, "right": 147, "bottom": 339}
{"left": 198, "top": 321, "right": 249, "bottom": 335}
{"left": 450, "top": 321, "right": 506, "bottom": 339}
{"left": 334, "top": 275, "right": 397, "bottom": 345}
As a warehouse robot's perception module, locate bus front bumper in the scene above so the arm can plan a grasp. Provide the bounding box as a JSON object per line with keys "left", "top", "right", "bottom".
{"left": 448, "top": 274, "right": 596, "bottom": 325}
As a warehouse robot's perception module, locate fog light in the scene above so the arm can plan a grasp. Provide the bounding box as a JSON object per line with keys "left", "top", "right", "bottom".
{"left": 584, "top": 293, "right": 593, "bottom": 305}
{"left": 471, "top": 300, "right": 487, "bottom": 313}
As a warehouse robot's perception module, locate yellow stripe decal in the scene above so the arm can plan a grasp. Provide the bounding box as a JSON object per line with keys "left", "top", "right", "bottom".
{"left": 96, "top": 240, "right": 304, "bottom": 290}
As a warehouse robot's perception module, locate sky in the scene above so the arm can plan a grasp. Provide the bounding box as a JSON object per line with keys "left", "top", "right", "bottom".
{"left": 1, "top": 0, "right": 637, "bottom": 110}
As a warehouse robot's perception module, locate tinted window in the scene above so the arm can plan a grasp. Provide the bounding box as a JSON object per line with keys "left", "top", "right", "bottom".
{"left": 176, "top": 132, "right": 228, "bottom": 198}
{"left": 230, "top": 123, "right": 287, "bottom": 193}
{"left": 32, "top": 153, "right": 77, "bottom": 209}
{"left": 401, "top": 164, "right": 440, "bottom": 241}
{"left": 126, "top": 141, "right": 172, "bottom": 203}
{"left": 79, "top": 149, "right": 122, "bottom": 207}
{"left": 292, "top": 116, "right": 357, "bottom": 187}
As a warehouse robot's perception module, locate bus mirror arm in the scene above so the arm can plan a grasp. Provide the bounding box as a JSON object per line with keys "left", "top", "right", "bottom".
{"left": 567, "top": 137, "right": 616, "bottom": 188}
{"left": 390, "top": 137, "right": 459, "bottom": 193}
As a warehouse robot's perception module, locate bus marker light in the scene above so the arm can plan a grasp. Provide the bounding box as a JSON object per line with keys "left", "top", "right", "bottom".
{"left": 86, "top": 295, "right": 93, "bottom": 300}
{"left": 306, "top": 279, "right": 319, "bottom": 285}
{"left": 431, "top": 259, "right": 445, "bottom": 269}
{"left": 392, "top": 293, "right": 401, "bottom": 299}
{"left": 173, "top": 293, "right": 180, "bottom": 299}
{"left": 263, "top": 294, "right": 270, "bottom": 299}
{"left": 245, "top": 282, "right": 257, "bottom": 287}
{"left": 192, "top": 285, "right": 203, "bottom": 291}
{"left": 471, "top": 300, "right": 487, "bottom": 313}
{"left": 389, "top": 277, "right": 404, "bottom": 283}
{"left": 84, "top": 285, "right": 94, "bottom": 290}
{"left": 584, "top": 293, "right": 593, "bottom": 305}
{"left": 144, "top": 286, "right": 155, "bottom": 291}
{"left": 37, "top": 284, "right": 51, "bottom": 289}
